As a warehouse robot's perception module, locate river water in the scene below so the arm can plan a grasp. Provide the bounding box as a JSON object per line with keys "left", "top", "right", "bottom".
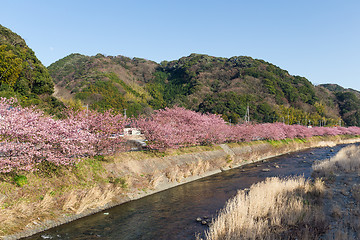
{"left": 25, "top": 144, "right": 354, "bottom": 240}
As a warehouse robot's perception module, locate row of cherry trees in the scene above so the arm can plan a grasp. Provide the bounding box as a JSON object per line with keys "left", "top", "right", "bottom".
{"left": 1, "top": 101, "right": 360, "bottom": 173}
{"left": 136, "top": 107, "right": 360, "bottom": 150}
{"left": 0, "top": 98, "right": 127, "bottom": 173}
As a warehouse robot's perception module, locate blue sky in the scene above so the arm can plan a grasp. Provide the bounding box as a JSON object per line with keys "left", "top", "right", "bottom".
{"left": 2, "top": 0, "right": 360, "bottom": 90}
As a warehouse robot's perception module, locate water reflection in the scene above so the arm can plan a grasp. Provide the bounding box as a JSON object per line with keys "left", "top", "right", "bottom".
{"left": 26, "top": 144, "right": 355, "bottom": 240}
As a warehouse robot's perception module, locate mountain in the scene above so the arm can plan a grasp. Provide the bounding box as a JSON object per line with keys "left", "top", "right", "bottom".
{"left": 320, "top": 84, "right": 360, "bottom": 126}
{"left": 48, "top": 53, "right": 158, "bottom": 116}
{"left": 0, "top": 25, "right": 63, "bottom": 114}
{"left": 2, "top": 24, "right": 358, "bottom": 126}
{"left": 49, "top": 53, "right": 349, "bottom": 126}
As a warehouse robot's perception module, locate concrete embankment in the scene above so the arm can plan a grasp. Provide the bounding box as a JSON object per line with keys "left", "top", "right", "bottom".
{"left": 2, "top": 136, "right": 360, "bottom": 239}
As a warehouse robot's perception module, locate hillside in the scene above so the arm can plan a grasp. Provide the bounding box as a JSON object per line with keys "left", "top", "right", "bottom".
{"left": 49, "top": 53, "right": 350, "bottom": 126}
{"left": 49, "top": 53, "right": 158, "bottom": 116}
{"left": 0, "top": 25, "right": 63, "bottom": 114}
{"left": 320, "top": 84, "right": 360, "bottom": 126}
{"left": 158, "top": 54, "right": 341, "bottom": 124}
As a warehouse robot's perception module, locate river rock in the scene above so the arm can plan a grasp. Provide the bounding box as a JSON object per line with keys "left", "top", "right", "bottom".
{"left": 274, "top": 165, "right": 280, "bottom": 168}
{"left": 262, "top": 168, "right": 271, "bottom": 172}
{"left": 201, "top": 220, "right": 208, "bottom": 225}
{"left": 330, "top": 149, "right": 334, "bottom": 152}
{"left": 196, "top": 217, "right": 202, "bottom": 222}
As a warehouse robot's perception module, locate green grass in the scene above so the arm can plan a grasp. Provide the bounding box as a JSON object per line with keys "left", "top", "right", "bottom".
{"left": 109, "top": 177, "right": 128, "bottom": 189}
{"left": 13, "top": 175, "right": 28, "bottom": 187}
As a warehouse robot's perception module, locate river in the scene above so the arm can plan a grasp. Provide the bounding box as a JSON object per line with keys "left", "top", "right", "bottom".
{"left": 25, "top": 144, "right": 354, "bottom": 240}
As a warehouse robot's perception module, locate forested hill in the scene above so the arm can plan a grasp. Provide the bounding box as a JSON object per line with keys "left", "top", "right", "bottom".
{"left": 49, "top": 53, "right": 357, "bottom": 126}
{"left": 0, "top": 25, "right": 63, "bottom": 114}
{"left": 320, "top": 84, "right": 360, "bottom": 126}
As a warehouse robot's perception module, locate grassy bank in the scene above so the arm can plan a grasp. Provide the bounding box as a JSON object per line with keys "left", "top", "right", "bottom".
{"left": 199, "top": 176, "right": 326, "bottom": 240}
{"left": 200, "top": 141, "right": 360, "bottom": 240}
{"left": 1, "top": 135, "right": 360, "bottom": 239}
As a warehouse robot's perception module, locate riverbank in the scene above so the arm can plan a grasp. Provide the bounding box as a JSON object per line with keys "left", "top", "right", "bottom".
{"left": 1, "top": 135, "right": 360, "bottom": 239}
{"left": 200, "top": 142, "right": 360, "bottom": 239}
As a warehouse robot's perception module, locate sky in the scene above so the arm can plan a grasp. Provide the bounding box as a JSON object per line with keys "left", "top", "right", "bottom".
{"left": 1, "top": 0, "right": 360, "bottom": 90}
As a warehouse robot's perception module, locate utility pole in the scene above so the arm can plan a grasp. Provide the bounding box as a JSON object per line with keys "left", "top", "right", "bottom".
{"left": 244, "top": 104, "right": 250, "bottom": 123}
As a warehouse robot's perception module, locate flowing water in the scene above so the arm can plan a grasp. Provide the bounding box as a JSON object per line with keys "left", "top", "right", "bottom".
{"left": 25, "top": 144, "right": 356, "bottom": 240}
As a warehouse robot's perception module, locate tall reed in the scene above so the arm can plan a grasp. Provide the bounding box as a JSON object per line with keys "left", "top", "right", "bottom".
{"left": 200, "top": 176, "right": 325, "bottom": 240}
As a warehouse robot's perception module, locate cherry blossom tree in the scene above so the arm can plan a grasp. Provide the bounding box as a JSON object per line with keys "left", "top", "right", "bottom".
{"left": 135, "top": 107, "right": 360, "bottom": 151}
{"left": 0, "top": 98, "right": 127, "bottom": 173}
{"left": 1, "top": 99, "right": 360, "bottom": 172}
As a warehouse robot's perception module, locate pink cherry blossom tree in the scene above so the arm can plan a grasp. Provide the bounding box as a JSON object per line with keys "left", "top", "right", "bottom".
{"left": 0, "top": 98, "right": 127, "bottom": 173}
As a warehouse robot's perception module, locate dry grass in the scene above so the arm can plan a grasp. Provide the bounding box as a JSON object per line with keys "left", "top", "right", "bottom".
{"left": 200, "top": 176, "right": 325, "bottom": 240}
{"left": 313, "top": 145, "right": 360, "bottom": 174}
{"left": 0, "top": 156, "right": 128, "bottom": 236}
{"left": 312, "top": 144, "right": 360, "bottom": 239}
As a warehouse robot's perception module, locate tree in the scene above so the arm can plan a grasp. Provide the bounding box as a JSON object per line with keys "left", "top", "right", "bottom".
{"left": 0, "top": 98, "right": 127, "bottom": 173}
{"left": 0, "top": 45, "right": 23, "bottom": 86}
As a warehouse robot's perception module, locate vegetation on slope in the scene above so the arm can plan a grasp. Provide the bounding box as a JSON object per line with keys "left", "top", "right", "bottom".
{"left": 156, "top": 54, "right": 338, "bottom": 125}
{"left": 320, "top": 84, "right": 360, "bottom": 127}
{"left": 48, "top": 53, "right": 156, "bottom": 116}
{"left": 0, "top": 25, "right": 63, "bottom": 115}
{"left": 49, "top": 53, "right": 351, "bottom": 126}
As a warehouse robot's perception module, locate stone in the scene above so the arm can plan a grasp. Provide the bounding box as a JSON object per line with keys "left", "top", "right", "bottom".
{"left": 196, "top": 217, "right": 202, "bottom": 222}
{"left": 201, "top": 220, "right": 207, "bottom": 225}
{"left": 274, "top": 165, "right": 280, "bottom": 168}
{"left": 262, "top": 168, "right": 271, "bottom": 172}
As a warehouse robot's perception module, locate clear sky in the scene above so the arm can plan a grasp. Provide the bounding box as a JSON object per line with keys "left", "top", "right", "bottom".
{"left": 1, "top": 0, "right": 360, "bottom": 90}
